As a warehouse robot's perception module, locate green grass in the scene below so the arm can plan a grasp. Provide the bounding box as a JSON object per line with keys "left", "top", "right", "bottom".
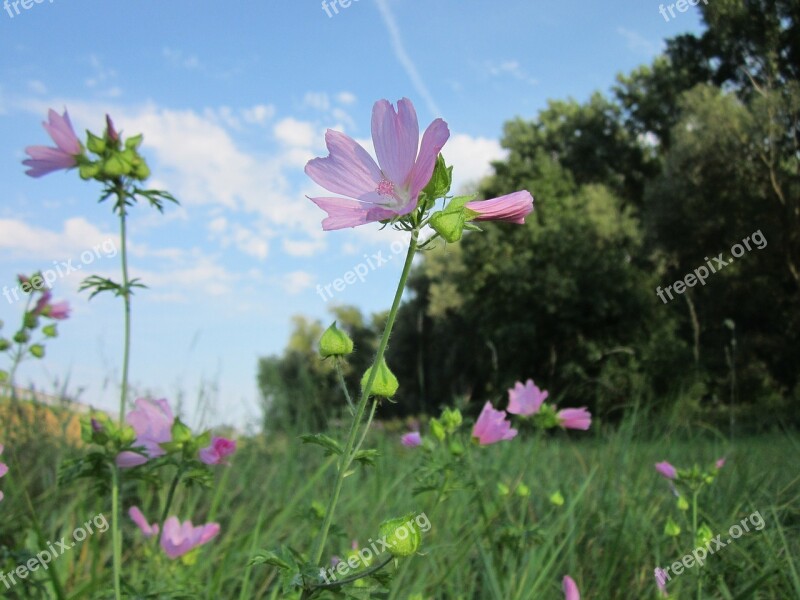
{"left": 1, "top": 400, "right": 799, "bottom": 599}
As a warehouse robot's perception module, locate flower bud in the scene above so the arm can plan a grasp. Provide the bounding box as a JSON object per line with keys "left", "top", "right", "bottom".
{"left": 29, "top": 344, "right": 45, "bottom": 358}
{"left": 0, "top": 339, "right": 9, "bottom": 352}
{"left": 86, "top": 132, "right": 106, "bottom": 154}
{"left": 677, "top": 496, "right": 689, "bottom": 511}
{"left": 360, "top": 358, "right": 398, "bottom": 398}
{"left": 319, "top": 322, "right": 354, "bottom": 357}
{"left": 378, "top": 514, "right": 422, "bottom": 557}
{"left": 549, "top": 491, "right": 565, "bottom": 506}
{"left": 441, "top": 408, "right": 463, "bottom": 432}
{"left": 664, "top": 517, "right": 681, "bottom": 537}
{"left": 429, "top": 418, "right": 445, "bottom": 442}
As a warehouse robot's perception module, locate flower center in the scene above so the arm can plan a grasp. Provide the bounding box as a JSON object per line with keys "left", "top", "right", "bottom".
{"left": 376, "top": 178, "right": 395, "bottom": 198}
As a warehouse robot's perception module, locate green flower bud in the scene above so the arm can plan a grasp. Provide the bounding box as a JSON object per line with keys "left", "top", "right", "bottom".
{"left": 79, "top": 162, "right": 101, "bottom": 180}
{"left": 379, "top": 514, "right": 422, "bottom": 557}
{"left": 448, "top": 440, "right": 464, "bottom": 456}
{"left": 549, "top": 491, "right": 565, "bottom": 506}
{"left": 429, "top": 418, "right": 445, "bottom": 442}
{"left": 23, "top": 312, "right": 38, "bottom": 329}
{"left": 133, "top": 160, "right": 151, "bottom": 180}
{"left": 515, "top": 483, "right": 531, "bottom": 497}
{"left": 86, "top": 131, "right": 106, "bottom": 154}
{"left": 171, "top": 418, "right": 193, "bottom": 443}
{"left": 532, "top": 403, "right": 560, "bottom": 429}
{"left": 441, "top": 408, "right": 463, "bottom": 432}
{"left": 677, "top": 496, "right": 689, "bottom": 511}
{"left": 361, "top": 358, "right": 398, "bottom": 398}
{"left": 664, "top": 517, "right": 681, "bottom": 537}
{"left": 696, "top": 524, "right": 714, "bottom": 547}
{"left": 42, "top": 324, "right": 57, "bottom": 338}
{"left": 319, "top": 322, "right": 354, "bottom": 357}
{"left": 29, "top": 344, "right": 45, "bottom": 358}
{"left": 497, "top": 482, "right": 510, "bottom": 496}
{"left": 125, "top": 134, "right": 144, "bottom": 150}
{"left": 103, "top": 155, "right": 130, "bottom": 177}
{"left": 13, "top": 330, "right": 30, "bottom": 344}
{"left": 0, "top": 338, "right": 9, "bottom": 351}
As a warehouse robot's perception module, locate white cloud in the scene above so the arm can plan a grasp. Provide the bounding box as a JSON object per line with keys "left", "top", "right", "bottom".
{"left": 207, "top": 218, "right": 271, "bottom": 260}
{"left": 336, "top": 92, "right": 357, "bottom": 106}
{"left": 0, "top": 217, "right": 117, "bottom": 260}
{"left": 28, "top": 80, "right": 47, "bottom": 94}
{"left": 274, "top": 117, "right": 317, "bottom": 148}
{"left": 241, "top": 104, "right": 275, "bottom": 125}
{"left": 303, "top": 92, "right": 330, "bottom": 112}
{"left": 442, "top": 133, "right": 507, "bottom": 194}
{"left": 279, "top": 270, "right": 314, "bottom": 295}
{"left": 163, "top": 47, "right": 201, "bottom": 70}
{"left": 282, "top": 237, "right": 326, "bottom": 257}
{"left": 485, "top": 60, "right": 538, "bottom": 85}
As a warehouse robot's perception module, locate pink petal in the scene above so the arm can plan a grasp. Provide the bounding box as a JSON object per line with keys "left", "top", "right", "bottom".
{"left": 507, "top": 379, "right": 548, "bottom": 416}
{"left": 558, "top": 408, "right": 592, "bottom": 430}
{"left": 23, "top": 146, "right": 77, "bottom": 177}
{"left": 409, "top": 118, "right": 450, "bottom": 201}
{"left": 43, "top": 109, "right": 81, "bottom": 155}
{"left": 655, "top": 461, "right": 677, "bottom": 480}
{"left": 401, "top": 431, "right": 422, "bottom": 447}
{"left": 129, "top": 506, "right": 159, "bottom": 538}
{"left": 466, "top": 191, "right": 534, "bottom": 224}
{"left": 0, "top": 463, "right": 8, "bottom": 478}
{"left": 116, "top": 451, "right": 148, "bottom": 468}
{"left": 563, "top": 575, "right": 580, "bottom": 600}
{"left": 371, "top": 98, "right": 419, "bottom": 185}
{"left": 308, "top": 197, "right": 397, "bottom": 231}
{"left": 305, "top": 130, "right": 383, "bottom": 200}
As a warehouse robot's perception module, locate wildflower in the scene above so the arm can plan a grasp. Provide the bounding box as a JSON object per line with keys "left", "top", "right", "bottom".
{"left": 466, "top": 191, "right": 534, "bottom": 224}
{"left": 557, "top": 407, "right": 592, "bottom": 430}
{"left": 0, "top": 444, "right": 7, "bottom": 502}
{"left": 23, "top": 109, "right": 83, "bottom": 177}
{"left": 472, "top": 401, "right": 517, "bottom": 445}
{"left": 655, "top": 461, "right": 677, "bottom": 480}
{"left": 159, "top": 516, "right": 220, "bottom": 559}
{"left": 305, "top": 98, "right": 450, "bottom": 230}
{"left": 507, "top": 378, "right": 548, "bottom": 416}
{"left": 401, "top": 431, "right": 422, "bottom": 447}
{"left": 563, "top": 575, "right": 580, "bottom": 600}
{"left": 199, "top": 437, "right": 237, "bottom": 465}
{"left": 654, "top": 567, "right": 669, "bottom": 597}
{"left": 715, "top": 457, "right": 726, "bottom": 469}
{"left": 33, "top": 291, "right": 71, "bottom": 320}
{"left": 129, "top": 506, "right": 159, "bottom": 538}
{"left": 116, "top": 398, "right": 174, "bottom": 468}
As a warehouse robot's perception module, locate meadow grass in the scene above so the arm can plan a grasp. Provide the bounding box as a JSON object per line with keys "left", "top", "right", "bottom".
{"left": 1, "top": 397, "right": 798, "bottom": 599}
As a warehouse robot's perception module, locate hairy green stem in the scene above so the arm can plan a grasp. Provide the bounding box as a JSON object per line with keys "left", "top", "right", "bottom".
{"left": 156, "top": 465, "right": 185, "bottom": 547}
{"left": 308, "top": 229, "right": 419, "bottom": 571}
{"left": 312, "top": 554, "right": 393, "bottom": 590}
{"left": 334, "top": 359, "right": 355, "bottom": 415}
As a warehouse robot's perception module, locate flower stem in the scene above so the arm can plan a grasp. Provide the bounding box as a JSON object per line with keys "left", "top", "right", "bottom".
{"left": 111, "top": 183, "right": 132, "bottom": 600}
{"left": 308, "top": 229, "right": 419, "bottom": 570}
{"left": 156, "top": 465, "right": 185, "bottom": 547}
{"left": 692, "top": 489, "right": 701, "bottom": 600}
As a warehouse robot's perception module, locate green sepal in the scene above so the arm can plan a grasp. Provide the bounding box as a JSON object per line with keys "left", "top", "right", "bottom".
{"left": 86, "top": 131, "right": 106, "bottom": 154}
{"left": 421, "top": 154, "right": 453, "bottom": 200}
{"left": 361, "top": 358, "right": 399, "bottom": 398}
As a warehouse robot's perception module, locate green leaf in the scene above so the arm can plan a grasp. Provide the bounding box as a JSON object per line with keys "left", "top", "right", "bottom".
{"left": 353, "top": 449, "right": 380, "bottom": 466}
{"left": 421, "top": 154, "right": 453, "bottom": 200}
{"left": 299, "top": 433, "right": 343, "bottom": 456}
{"left": 248, "top": 549, "right": 292, "bottom": 570}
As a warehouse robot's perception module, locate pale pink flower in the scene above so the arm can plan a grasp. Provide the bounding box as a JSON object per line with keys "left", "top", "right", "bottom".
{"left": 129, "top": 506, "right": 159, "bottom": 538}
{"left": 159, "top": 516, "right": 220, "bottom": 559}
{"left": 655, "top": 461, "right": 677, "bottom": 480}
{"left": 23, "top": 109, "right": 82, "bottom": 177}
{"left": 472, "top": 401, "right": 517, "bottom": 445}
{"left": 507, "top": 379, "right": 548, "bottom": 416}
{"left": 199, "top": 437, "right": 237, "bottom": 465}
{"left": 305, "top": 98, "right": 450, "bottom": 230}
{"left": 33, "top": 291, "right": 71, "bottom": 320}
{"left": 466, "top": 191, "right": 534, "bottom": 224}
{"left": 654, "top": 567, "right": 669, "bottom": 596}
{"left": 0, "top": 444, "right": 7, "bottom": 503}
{"left": 557, "top": 407, "right": 592, "bottom": 430}
{"left": 116, "top": 398, "right": 174, "bottom": 468}
{"left": 401, "top": 431, "right": 422, "bottom": 447}
{"left": 715, "top": 457, "right": 726, "bottom": 469}
{"left": 563, "top": 575, "right": 580, "bottom": 600}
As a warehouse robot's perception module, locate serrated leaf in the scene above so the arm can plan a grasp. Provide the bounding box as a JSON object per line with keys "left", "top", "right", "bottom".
{"left": 353, "top": 449, "right": 380, "bottom": 466}
{"left": 248, "top": 549, "right": 292, "bottom": 570}
{"left": 300, "top": 433, "right": 343, "bottom": 456}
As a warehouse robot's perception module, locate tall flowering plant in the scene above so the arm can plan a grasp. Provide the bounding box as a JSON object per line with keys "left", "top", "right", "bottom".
{"left": 251, "top": 97, "right": 543, "bottom": 597}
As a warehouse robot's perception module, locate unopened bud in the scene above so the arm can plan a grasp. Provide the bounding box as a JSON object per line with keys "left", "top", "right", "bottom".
{"left": 319, "top": 322, "right": 354, "bottom": 357}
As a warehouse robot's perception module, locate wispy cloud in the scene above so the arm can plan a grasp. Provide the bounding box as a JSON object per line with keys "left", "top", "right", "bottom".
{"left": 484, "top": 60, "right": 538, "bottom": 86}
{"left": 617, "top": 27, "right": 663, "bottom": 57}
{"left": 374, "top": 0, "right": 441, "bottom": 117}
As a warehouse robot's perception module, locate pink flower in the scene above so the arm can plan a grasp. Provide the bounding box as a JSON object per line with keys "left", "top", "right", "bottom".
{"left": 0, "top": 444, "right": 7, "bottom": 503}
{"left": 199, "top": 437, "right": 237, "bottom": 465}
{"left": 507, "top": 379, "right": 548, "bottom": 416}
{"left": 466, "top": 191, "right": 534, "bottom": 224}
{"left": 305, "top": 98, "right": 450, "bottom": 230}
{"left": 557, "top": 407, "right": 592, "bottom": 430}
{"left": 106, "top": 114, "right": 119, "bottom": 144}
{"left": 654, "top": 567, "right": 669, "bottom": 597}
{"left": 401, "top": 431, "right": 422, "bottom": 447}
{"left": 715, "top": 457, "right": 726, "bottom": 469}
{"left": 472, "top": 401, "right": 517, "bottom": 445}
{"left": 116, "top": 398, "right": 174, "bottom": 468}
{"left": 33, "top": 291, "right": 71, "bottom": 320}
{"left": 563, "top": 575, "right": 580, "bottom": 600}
{"left": 23, "top": 109, "right": 82, "bottom": 178}
{"left": 655, "top": 461, "right": 677, "bottom": 480}
{"left": 129, "top": 506, "right": 159, "bottom": 538}
{"left": 159, "top": 516, "right": 220, "bottom": 559}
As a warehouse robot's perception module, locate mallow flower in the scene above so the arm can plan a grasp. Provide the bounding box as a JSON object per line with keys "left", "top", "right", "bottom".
{"left": 160, "top": 516, "right": 220, "bottom": 559}
{"left": 472, "top": 402, "right": 517, "bottom": 445}
{"left": 401, "top": 431, "right": 422, "bottom": 447}
{"left": 655, "top": 461, "right": 677, "bottom": 480}
{"left": 0, "top": 444, "right": 7, "bottom": 502}
{"left": 466, "top": 191, "right": 534, "bottom": 224}
{"left": 305, "top": 98, "right": 450, "bottom": 230}
{"left": 116, "top": 398, "right": 175, "bottom": 468}
{"left": 563, "top": 575, "right": 580, "bottom": 600}
{"left": 557, "top": 407, "right": 592, "bottom": 430}
{"left": 654, "top": 567, "right": 669, "bottom": 597}
{"left": 507, "top": 379, "right": 548, "bottom": 416}
{"left": 33, "top": 291, "right": 71, "bottom": 320}
{"left": 23, "top": 109, "right": 83, "bottom": 178}
{"left": 199, "top": 437, "right": 237, "bottom": 465}
{"left": 129, "top": 506, "right": 159, "bottom": 538}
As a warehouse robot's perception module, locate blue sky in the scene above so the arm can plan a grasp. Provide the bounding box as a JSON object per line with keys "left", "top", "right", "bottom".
{"left": 0, "top": 0, "right": 704, "bottom": 429}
